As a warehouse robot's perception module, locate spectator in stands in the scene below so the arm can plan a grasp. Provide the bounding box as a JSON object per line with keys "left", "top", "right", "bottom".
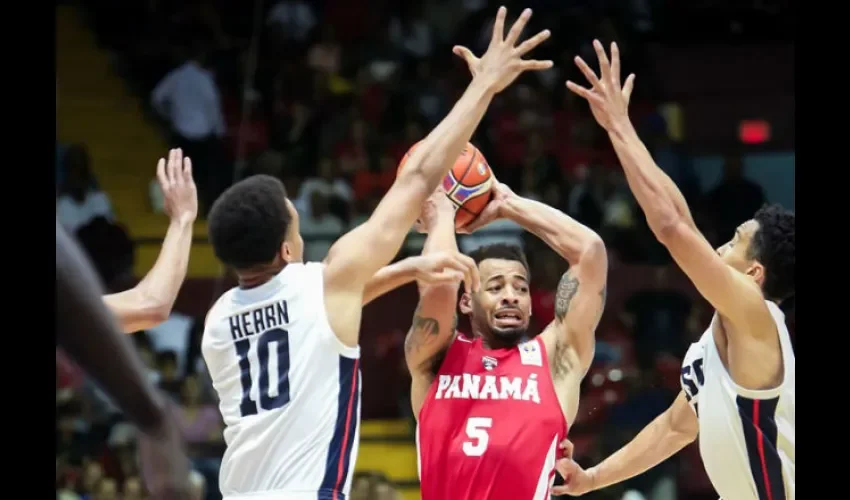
{"left": 178, "top": 375, "right": 224, "bottom": 500}
{"left": 607, "top": 368, "right": 677, "bottom": 500}
{"left": 266, "top": 0, "right": 316, "bottom": 45}
{"left": 336, "top": 118, "right": 372, "bottom": 176}
{"left": 300, "top": 192, "right": 345, "bottom": 262}
{"left": 80, "top": 460, "right": 105, "bottom": 498}
{"left": 567, "top": 164, "right": 607, "bottom": 231}
{"left": 57, "top": 398, "right": 92, "bottom": 466}
{"left": 225, "top": 89, "right": 269, "bottom": 165}
{"left": 523, "top": 131, "right": 562, "bottom": 190}
{"left": 705, "top": 153, "right": 766, "bottom": 243}
{"left": 122, "top": 477, "right": 144, "bottom": 500}
{"left": 389, "top": 3, "right": 435, "bottom": 60}
{"left": 93, "top": 477, "right": 119, "bottom": 500}
{"left": 621, "top": 266, "right": 693, "bottom": 370}
{"left": 353, "top": 152, "right": 397, "bottom": 204}
{"left": 296, "top": 157, "right": 354, "bottom": 218}
{"left": 272, "top": 100, "right": 318, "bottom": 169}
{"left": 405, "top": 62, "right": 449, "bottom": 128}
{"left": 157, "top": 350, "right": 183, "bottom": 399}
{"left": 57, "top": 145, "right": 114, "bottom": 233}
{"left": 151, "top": 41, "right": 227, "bottom": 214}
{"left": 307, "top": 25, "right": 342, "bottom": 75}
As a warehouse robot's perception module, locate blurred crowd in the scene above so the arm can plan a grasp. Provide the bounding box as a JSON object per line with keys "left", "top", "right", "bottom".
{"left": 56, "top": 1, "right": 792, "bottom": 499}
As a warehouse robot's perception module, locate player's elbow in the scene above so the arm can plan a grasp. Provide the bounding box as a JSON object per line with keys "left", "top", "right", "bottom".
{"left": 653, "top": 216, "right": 688, "bottom": 247}
{"left": 665, "top": 398, "right": 699, "bottom": 446}
{"left": 127, "top": 288, "right": 173, "bottom": 329}
{"left": 577, "top": 234, "right": 607, "bottom": 271}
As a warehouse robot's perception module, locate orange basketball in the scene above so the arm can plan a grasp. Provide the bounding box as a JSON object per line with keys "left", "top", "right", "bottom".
{"left": 398, "top": 141, "right": 493, "bottom": 230}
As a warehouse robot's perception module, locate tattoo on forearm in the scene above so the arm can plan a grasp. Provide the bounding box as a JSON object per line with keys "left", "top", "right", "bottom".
{"left": 404, "top": 304, "right": 440, "bottom": 355}
{"left": 555, "top": 271, "right": 580, "bottom": 322}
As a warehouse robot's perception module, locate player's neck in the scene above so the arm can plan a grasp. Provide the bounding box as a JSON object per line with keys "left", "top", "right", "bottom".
{"left": 478, "top": 331, "right": 527, "bottom": 351}
{"left": 237, "top": 263, "right": 287, "bottom": 289}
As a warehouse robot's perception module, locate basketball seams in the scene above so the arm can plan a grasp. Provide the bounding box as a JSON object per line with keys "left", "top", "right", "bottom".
{"left": 457, "top": 147, "right": 479, "bottom": 187}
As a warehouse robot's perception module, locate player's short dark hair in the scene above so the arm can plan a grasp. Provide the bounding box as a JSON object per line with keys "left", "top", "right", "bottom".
{"left": 749, "top": 204, "right": 795, "bottom": 302}
{"left": 468, "top": 243, "right": 530, "bottom": 276}
{"left": 208, "top": 175, "right": 291, "bottom": 270}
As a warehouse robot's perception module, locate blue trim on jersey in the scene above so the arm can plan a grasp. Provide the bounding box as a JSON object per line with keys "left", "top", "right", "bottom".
{"left": 318, "top": 356, "right": 360, "bottom": 500}
{"left": 736, "top": 395, "right": 786, "bottom": 500}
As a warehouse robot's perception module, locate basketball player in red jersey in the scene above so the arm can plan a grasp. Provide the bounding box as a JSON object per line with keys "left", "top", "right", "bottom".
{"left": 409, "top": 172, "right": 607, "bottom": 499}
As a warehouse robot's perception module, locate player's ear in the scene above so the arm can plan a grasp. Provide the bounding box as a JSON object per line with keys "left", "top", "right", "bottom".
{"left": 459, "top": 292, "right": 473, "bottom": 314}
{"left": 280, "top": 241, "right": 292, "bottom": 263}
{"left": 746, "top": 260, "right": 766, "bottom": 288}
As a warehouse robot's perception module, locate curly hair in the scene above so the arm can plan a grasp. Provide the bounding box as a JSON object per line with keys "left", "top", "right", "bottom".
{"left": 208, "top": 175, "right": 292, "bottom": 270}
{"left": 749, "top": 204, "right": 795, "bottom": 302}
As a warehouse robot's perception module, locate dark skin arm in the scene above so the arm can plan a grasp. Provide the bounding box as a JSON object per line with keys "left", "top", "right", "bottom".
{"left": 57, "top": 220, "right": 167, "bottom": 431}
{"left": 56, "top": 221, "right": 190, "bottom": 498}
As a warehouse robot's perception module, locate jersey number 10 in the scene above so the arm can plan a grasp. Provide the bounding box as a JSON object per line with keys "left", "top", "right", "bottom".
{"left": 234, "top": 328, "right": 291, "bottom": 417}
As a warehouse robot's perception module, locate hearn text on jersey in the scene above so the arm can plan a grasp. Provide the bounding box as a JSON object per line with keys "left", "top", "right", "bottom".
{"left": 434, "top": 373, "right": 541, "bottom": 403}
{"left": 227, "top": 300, "right": 289, "bottom": 340}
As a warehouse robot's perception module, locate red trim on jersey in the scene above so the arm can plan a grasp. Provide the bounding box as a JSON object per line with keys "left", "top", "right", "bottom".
{"left": 753, "top": 400, "right": 774, "bottom": 500}
{"left": 333, "top": 358, "right": 360, "bottom": 499}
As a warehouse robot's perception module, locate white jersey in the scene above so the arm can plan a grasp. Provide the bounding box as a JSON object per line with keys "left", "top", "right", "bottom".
{"left": 202, "top": 262, "right": 361, "bottom": 500}
{"left": 680, "top": 301, "right": 794, "bottom": 500}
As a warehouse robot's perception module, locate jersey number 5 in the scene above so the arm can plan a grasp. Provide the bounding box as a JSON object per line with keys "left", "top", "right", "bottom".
{"left": 234, "top": 328, "right": 291, "bottom": 417}
{"left": 462, "top": 417, "right": 492, "bottom": 457}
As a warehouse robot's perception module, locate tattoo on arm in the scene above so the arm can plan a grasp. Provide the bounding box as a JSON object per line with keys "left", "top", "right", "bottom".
{"left": 551, "top": 271, "right": 608, "bottom": 378}
{"left": 554, "top": 271, "right": 580, "bottom": 322}
{"left": 404, "top": 304, "right": 441, "bottom": 356}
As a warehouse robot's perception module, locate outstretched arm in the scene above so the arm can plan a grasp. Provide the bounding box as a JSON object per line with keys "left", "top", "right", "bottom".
{"left": 362, "top": 251, "right": 477, "bottom": 307}
{"left": 103, "top": 149, "right": 197, "bottom": 333}
{"left": 465, "top": 181, "right": 607, "bottom": 376}
{"left": 322, "top": 6, "right": 552, "bottom": 347}
{"left": 552, "top": 391, "right": 698, "bottom": 496}
{"left": 567, "top": 41, "right": 772, "bottom": 334}
{"left": 405, "top": 192, "right": 465, "bottom": 419}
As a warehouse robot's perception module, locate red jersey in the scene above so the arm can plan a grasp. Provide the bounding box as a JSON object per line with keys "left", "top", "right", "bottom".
{"left": 417, "top": 335, "right": 568, "bottom": 500}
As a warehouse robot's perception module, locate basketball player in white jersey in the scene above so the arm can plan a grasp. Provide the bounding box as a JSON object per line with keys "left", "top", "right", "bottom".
{"left": 201, "top": 7, "right": 553, "bottom": 499}
{"left": 552, "top": 41, "right": 795, "bottom": 500}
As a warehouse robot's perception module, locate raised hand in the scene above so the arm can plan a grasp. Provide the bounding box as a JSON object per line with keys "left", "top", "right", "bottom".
{"left": 458, "top": 178, "right": 515, "bottom": 234}
{"left": 157, "top": 148, "right": 198, "bottom": 225}
{"left": 409, "top": 251, "right": 481, "bottom": 294}
{"left": 415, "top": 188, "right": 457, "bottom": 234}
{"left": 454, "top": 6, "right": 553, "bottom": 94}
{"left": 566, "top": 40, "right": 636, "bottom": 131}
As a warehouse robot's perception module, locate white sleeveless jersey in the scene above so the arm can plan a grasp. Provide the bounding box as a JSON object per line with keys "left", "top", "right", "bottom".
{"left": 680, "top": 301, "right": 794, "bottom": 500}
{"left": 202, "top": 262, "right": 361, "bottom": 500}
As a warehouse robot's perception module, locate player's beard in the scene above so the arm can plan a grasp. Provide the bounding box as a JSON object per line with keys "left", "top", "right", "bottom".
{"left": 490, "top": 325, "right": 528, "bottom": 345}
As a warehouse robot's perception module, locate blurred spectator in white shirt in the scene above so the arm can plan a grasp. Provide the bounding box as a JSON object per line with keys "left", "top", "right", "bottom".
{"left": 300, "top": 192, "right": 345, "bottom": 262}
{"left": 151, "top": 42, "right": 227, "bottom": 214}
{"left": 56, "top": 144, "right": 115, "bottom": 233}
{"left": 296, "top": 157, "right": 354, "bottom": 218}
{"left": 389, "top": 4, "right": 434, "bottom": 59}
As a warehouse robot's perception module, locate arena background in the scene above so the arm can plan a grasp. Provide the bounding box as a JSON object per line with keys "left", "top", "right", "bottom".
{"left": 55, "top": 0, "right": 794, "bottom": 499}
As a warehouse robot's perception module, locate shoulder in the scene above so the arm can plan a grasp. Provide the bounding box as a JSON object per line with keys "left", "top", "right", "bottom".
{"left": 205, "top": 289, "right": 236, "bottom": 331}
